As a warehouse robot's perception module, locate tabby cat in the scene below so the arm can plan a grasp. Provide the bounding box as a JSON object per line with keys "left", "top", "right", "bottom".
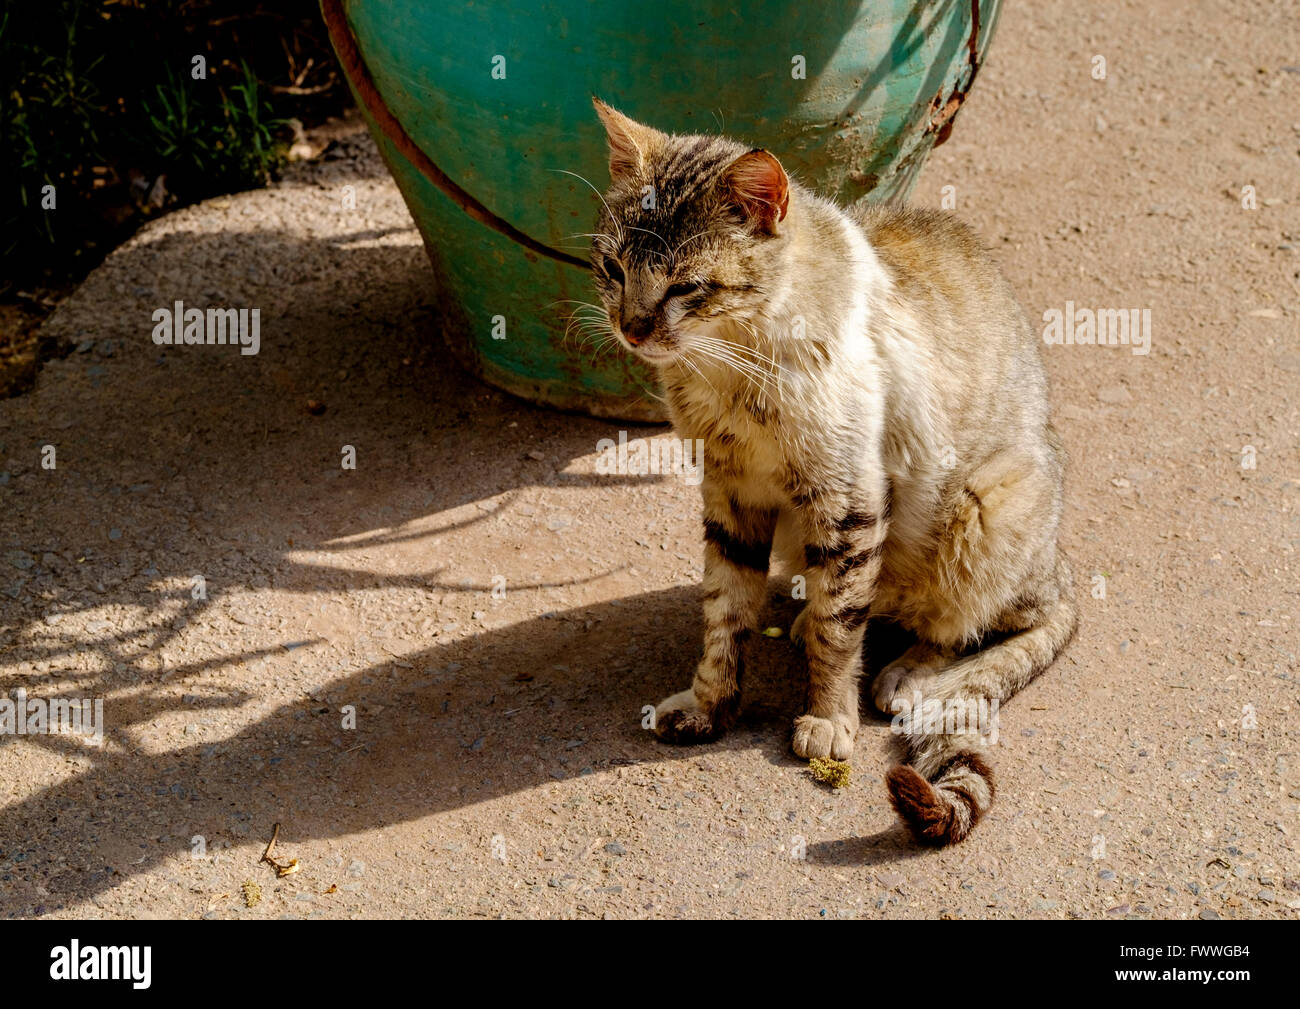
{"left": 587, "top": 99, "right": 1077, "bottom": 846}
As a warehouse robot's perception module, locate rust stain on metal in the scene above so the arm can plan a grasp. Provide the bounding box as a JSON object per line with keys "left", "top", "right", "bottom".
{"left": 928, "top": 0, "right": 984, "bottom": 147}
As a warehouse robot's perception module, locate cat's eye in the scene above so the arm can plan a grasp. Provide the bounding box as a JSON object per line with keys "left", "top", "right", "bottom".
{"left": 601, "top": 255, "right": 624, "bottom": 284}
{"left": 664, "top": 282, "right": 702, "bottom": 300}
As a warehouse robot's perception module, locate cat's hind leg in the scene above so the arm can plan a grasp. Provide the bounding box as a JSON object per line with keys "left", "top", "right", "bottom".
{"left": 886, "top": 558, "right": 1077, "bottom": 845}
{"left": 870, "top": 640, "right": 957, "bottom": 715}
{"left": 883, "top": 448, "right": 1077, "bottom": 844}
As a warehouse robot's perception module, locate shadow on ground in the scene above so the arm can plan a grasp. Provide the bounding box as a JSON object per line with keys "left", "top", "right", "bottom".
{"left": 0, "top": 220, "right": 924, "bottom": 914}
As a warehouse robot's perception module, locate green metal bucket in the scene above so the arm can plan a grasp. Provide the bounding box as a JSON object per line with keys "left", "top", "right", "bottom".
{"left": 322, "top": 0, "right": 999, "bottom": 420}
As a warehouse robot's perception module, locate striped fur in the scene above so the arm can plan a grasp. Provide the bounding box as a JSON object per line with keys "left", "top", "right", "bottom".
{"left": 592, "top": 101, "right": 1076, "bottom": 846}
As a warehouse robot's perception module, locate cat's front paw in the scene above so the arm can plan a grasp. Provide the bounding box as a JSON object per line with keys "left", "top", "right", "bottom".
{"left": 654, "top": 690, "right": 726, "bottom": 745}
{"left": 791, "top": 713, "right": 856, "bottom": 759}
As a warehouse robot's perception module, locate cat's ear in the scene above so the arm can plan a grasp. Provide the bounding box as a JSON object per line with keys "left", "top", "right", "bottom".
{"left": 721, "top": 149, "right": 790, "bottom": 234}
{"left": 592, "top": 98, "right": 659, "bottom": 183}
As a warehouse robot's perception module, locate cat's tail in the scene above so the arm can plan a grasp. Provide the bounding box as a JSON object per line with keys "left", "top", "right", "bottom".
{"left": 885, "top": 742, "right": 996, "bottom": 846}
{"left": 884, "top": 573, "right": 1078, "bottom": 845}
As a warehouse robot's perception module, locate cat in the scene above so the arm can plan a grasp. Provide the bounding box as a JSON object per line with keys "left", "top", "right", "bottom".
{"left": 587, "top": 99, "right": 1077, "bottom": 846}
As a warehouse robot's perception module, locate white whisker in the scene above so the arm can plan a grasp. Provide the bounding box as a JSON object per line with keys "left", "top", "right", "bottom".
{"left": 550, "top": 168, "right": 624, "bottom": 243}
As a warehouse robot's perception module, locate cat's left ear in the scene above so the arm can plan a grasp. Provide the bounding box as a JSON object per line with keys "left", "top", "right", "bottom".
{"left": 592, "top": 98, "right": 662, "bottom": 183}
{"left": 721, "top": 149, "right": 790, "bottom": 234}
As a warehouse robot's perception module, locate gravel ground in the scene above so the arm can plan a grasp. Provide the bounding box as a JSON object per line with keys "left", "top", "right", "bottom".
{"left": 0, "top": 0, "right": 1297, "bottom": 919}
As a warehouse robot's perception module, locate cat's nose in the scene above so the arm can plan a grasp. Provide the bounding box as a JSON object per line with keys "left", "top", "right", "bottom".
{"left": 621, "top": 314, "right": 654, "bottom": 346}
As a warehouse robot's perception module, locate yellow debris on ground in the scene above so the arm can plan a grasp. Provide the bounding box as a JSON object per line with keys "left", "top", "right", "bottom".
{"left": 808, "top": 757, "right": 851, "bottom": 789}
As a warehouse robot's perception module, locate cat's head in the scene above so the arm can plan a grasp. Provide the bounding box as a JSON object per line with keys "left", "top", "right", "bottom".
{"left": 588, "top": 99, "right": 792, "bottom": 366}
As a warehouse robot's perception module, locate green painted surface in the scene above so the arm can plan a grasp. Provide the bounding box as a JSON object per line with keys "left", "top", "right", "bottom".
{"left": 335, "top": 0, "right": 1000, "bottom": 420}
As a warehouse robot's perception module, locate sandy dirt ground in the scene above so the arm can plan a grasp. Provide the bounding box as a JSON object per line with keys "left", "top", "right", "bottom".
{"left": 1, "top": 0, "right": 1297, "bottom": 919}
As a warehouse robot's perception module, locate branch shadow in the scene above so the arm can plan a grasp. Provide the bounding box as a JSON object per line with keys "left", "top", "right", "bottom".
{"left": 1, "top": 583, "right": 810, "bottom": 913}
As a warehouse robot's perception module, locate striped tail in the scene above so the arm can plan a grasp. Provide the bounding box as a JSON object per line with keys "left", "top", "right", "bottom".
{"left": 884, "top": 576, "right": 1078, "bottom": 846}
{"left": 886, "top": 750, "right": 995, "bottom": 846}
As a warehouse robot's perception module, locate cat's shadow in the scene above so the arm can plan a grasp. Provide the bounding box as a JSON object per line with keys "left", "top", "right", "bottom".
{"left": 0, "top": 584, "right": 916, "bottom": 912}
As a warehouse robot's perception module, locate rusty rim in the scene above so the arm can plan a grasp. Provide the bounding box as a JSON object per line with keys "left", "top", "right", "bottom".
{"left": 320, "top": 0, "right": 591, "bottom": 270}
